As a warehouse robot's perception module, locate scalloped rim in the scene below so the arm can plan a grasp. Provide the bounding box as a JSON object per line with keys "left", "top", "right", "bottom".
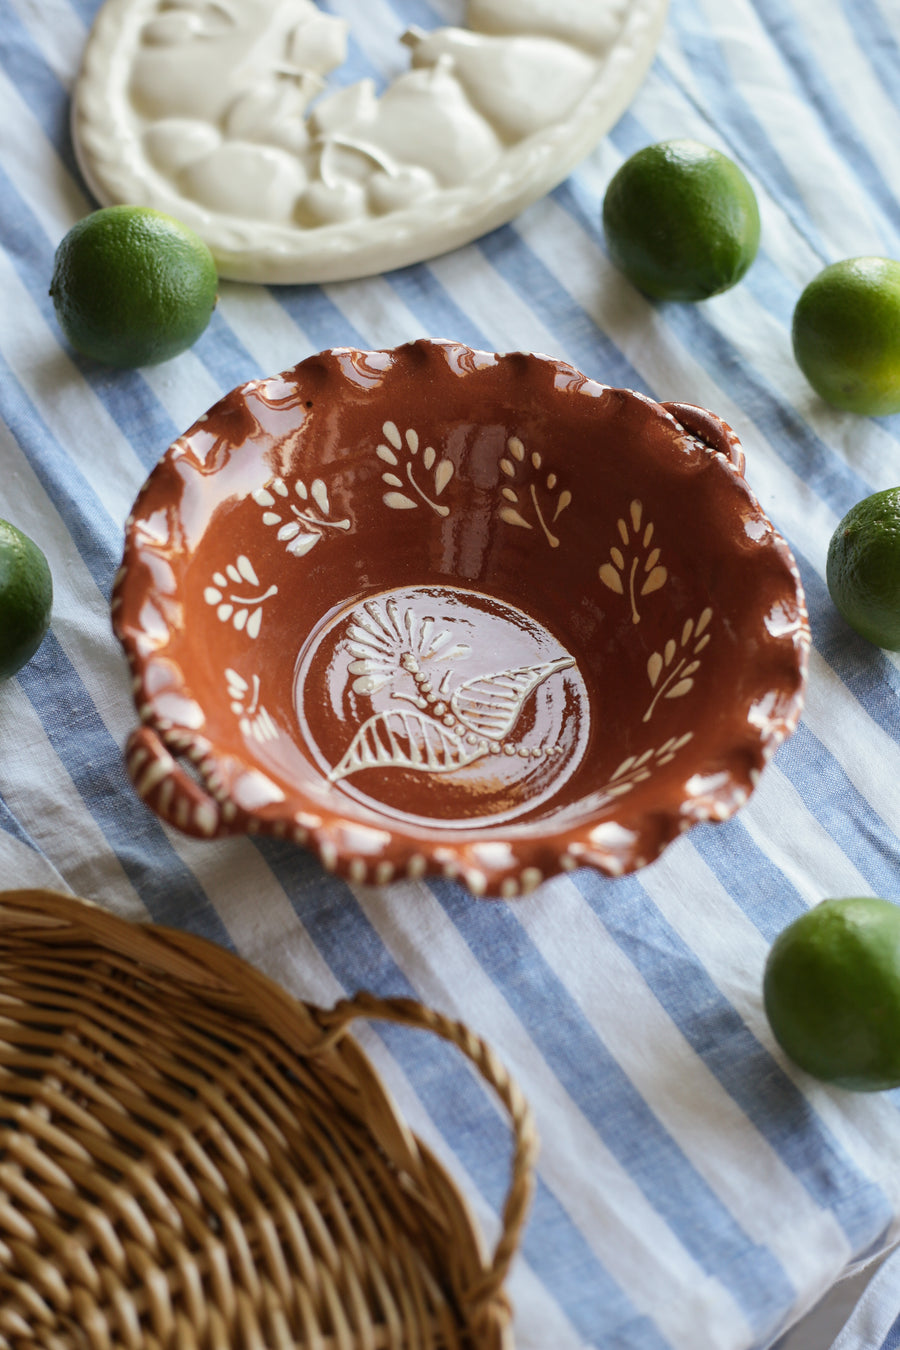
{"left": 112, "top": 341, "right": 810, "bottom": 897}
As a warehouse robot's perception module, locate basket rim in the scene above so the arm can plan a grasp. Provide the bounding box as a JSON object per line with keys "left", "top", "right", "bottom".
{"left": 0, "top": 886, "right": 538, "bottom": 1346}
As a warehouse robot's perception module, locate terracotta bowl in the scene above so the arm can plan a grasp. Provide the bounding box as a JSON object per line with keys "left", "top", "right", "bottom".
{"left": 112, "top": 340, "right": 809, "bottom": 898}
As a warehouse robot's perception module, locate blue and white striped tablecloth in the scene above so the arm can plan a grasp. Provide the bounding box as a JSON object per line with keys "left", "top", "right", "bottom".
{"left": 3, "top": 1, "right": 900, "bottom": 1347}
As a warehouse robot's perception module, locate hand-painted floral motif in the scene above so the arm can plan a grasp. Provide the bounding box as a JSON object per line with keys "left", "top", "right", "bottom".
{"left": 498, "top": 435, "right": 571, "bottom": 547}
{"left": 602, "top": 733, "right": 695, "bottom": 797}
{"left": 345, "top": 597, "right": 471, "bottom": 696}
{"left": 203, "top": 555, "right": 276, "bottom": 638}
{"left": 643, "top": 609, "right": 713, "bottom": 723}
{"left": 254, "top": 475, "right": 350, "bottom": 556}
{"left": 377, "top": 421, "right": 454, "bottom": 516}
{"left": 329, "top": 596, "right": 573, "bottom": 782}
{"left": 226, "top": 668, "right": 278, "bottom": 743}
{"left": 598, "top": 499, "right": 667, "bottom": 623}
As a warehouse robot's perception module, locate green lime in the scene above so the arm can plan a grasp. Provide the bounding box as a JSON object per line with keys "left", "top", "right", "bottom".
{"left": 0, "top": 519, "right": 53, "bottom": 680}
{"left": 791, "top": 257, "right": 900, "bottom": 415}
{"left": 826, "top": 487, "right": 900, "bottom": 649}
{"left": 763, "top": 897, "right": 900, "bottom": 1091}
{"left": 49, "top": 205, "right": 218, "bottom": 368}
{"left": 601, "top": 139, "right": 761, "bottom": 302}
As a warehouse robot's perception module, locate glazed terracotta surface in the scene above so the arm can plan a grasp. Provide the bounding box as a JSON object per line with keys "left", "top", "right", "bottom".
{"left": 112, "top": 340, "right": 810, "bottom": 896}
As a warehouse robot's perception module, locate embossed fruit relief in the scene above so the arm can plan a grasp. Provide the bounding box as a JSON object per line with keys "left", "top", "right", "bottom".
{"left": 73, "top": 0, "right": 668, "bottom": 282}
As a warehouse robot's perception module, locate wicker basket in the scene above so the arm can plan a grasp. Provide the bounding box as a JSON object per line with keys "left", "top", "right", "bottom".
{"left": 0, "top": 889, "right": 537, "bottom": 1349}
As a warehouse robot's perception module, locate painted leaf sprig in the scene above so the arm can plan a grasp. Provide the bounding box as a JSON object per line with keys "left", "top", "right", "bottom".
{"left": 225, "top": 668, "right": 279, "bottom": 743}
{"left": 377, "top": 421, "right": 454, "bottom": 516}
{"left": 602, "top": 732, "right": 695, "bottom": 798}
{"left": 643, "top": 608, "right": 713, "bottom": 723}
{"left": 499, "top": 436, "right": 571, "bottom": 547}
{"left": 203, "top": 555, "right": 277, "bottom": 639}
{"left": 254, "top": 475, "right": 350, "bottom": 556}
{"left": 599, "top": 499, "right": 667, "bottom": 623}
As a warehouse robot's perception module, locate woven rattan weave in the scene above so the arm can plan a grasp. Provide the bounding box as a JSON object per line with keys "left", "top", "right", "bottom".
{"left": 0, "top": 889, "right": 537, "bottom": 1350}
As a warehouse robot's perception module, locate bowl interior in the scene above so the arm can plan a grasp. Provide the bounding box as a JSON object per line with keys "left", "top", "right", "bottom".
{"left": 115, "top": 341, "right": 808, "bottom": 885}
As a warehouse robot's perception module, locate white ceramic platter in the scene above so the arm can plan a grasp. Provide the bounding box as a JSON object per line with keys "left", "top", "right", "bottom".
{"left": 71, "top": 0, "right": 668, "bottom": 284}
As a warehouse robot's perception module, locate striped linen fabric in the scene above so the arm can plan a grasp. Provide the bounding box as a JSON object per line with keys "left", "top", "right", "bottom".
{"left": 823, "top": 1248, "right": 900, "bottom": 1350}
{"left": 3, "top": 0, "right": 900, "bottom": 1347}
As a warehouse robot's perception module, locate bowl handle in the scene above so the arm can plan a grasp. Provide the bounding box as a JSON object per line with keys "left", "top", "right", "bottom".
{"left": 313, "top": 991, "right": 539, "bottom": 1344}
{"left": 125, "top": 725, "right": 232, "bottom": 839}
{"left": 661, "top": 401, "right": 746, "bottom": 475}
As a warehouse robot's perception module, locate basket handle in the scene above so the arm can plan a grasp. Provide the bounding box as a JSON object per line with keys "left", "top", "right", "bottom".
{"left": 314, "top": 991, "right": 538, "bottom": 1335}
{"left": 125, "top": 725, "right": 232, "bottom": 839}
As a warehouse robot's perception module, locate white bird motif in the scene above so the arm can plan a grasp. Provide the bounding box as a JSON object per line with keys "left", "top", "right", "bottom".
{"left": 329, "top": 656, "right": 574, "bottom": 783}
